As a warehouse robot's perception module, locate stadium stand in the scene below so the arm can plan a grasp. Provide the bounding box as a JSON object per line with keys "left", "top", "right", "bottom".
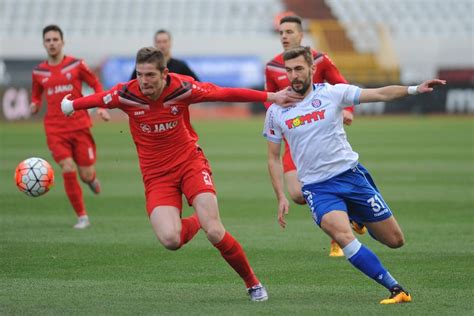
{"left": 0, "top": 0, "right": 472, "bottom": 85}
{"left": 0, "top": 0, "right": 288, "bottom": 67}
{"left": 0, "top": 0, "right": 284, "bottom": 37}
{"left": 284, "top": 0, "right": 473, "bottom": 84}
{"left": 0, "top": 0, "right": 473, "bottom": 121}
{"left": 326, "top": 0, "right": 473, "bottom": 53}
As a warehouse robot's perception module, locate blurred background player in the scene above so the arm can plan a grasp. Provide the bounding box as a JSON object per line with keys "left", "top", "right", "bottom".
{"left": 130, "top": 29, "right": 199, "bottom": 81}
{"left": 30, "top": 25, "right": 111, "bottom": 229}
{"left": 61, "top": 47, "right": 302, "bottom": 301}
{"left": 131, "top": 29, "right": 200, "bottom": 141}
{"left": 264, "top": 46, "right": 446, "bottom": 304}
{"left": 265, "top": 15, "right": 358, "bottom": 257}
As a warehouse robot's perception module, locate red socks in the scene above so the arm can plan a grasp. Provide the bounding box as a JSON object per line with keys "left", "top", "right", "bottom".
{"left": 179, "top": 213, "right": 201, "bottom": 247}
{"left": 62, "top": 171, "right": 86, "bottom": 217}
{"left": 213, "top": 231, "right": 259, "bottom": 288}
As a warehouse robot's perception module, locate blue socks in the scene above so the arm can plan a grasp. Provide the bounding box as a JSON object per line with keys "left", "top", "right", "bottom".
{"left": 343, "top": 239, "right": 398, "bottom": 290}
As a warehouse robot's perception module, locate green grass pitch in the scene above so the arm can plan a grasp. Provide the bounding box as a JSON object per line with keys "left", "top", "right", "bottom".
{"left": 1, "top": 116, "right": 473, "bottom": 315}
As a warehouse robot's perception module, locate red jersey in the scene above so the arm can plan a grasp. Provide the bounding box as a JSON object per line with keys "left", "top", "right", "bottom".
{"left": 72, "top": 73, "right": 267, "bottom": 181}
{"left": 265, "top": 49, "right": 353, "bottom": 111}
{"left": 31, "top": 55, "right": 103, "bottom": 134}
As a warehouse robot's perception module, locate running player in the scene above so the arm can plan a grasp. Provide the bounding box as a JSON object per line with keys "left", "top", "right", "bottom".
{"left": 264, "top": 46, "right": 445, "bottom": 304}
{"left": 265, "top": 15, "right": 359, "bottom": 256}
{"left": 60, "top": 47, "right": 302, "bottom": 301}
{"left": 31, "top": 24, "right": 110, "bottom": 229}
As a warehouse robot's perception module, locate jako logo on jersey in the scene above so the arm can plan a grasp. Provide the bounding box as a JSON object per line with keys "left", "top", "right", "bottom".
{"left": 140, "top": 121, "right": 178, "bottom": 133}
{"left": 47, "top": 84, "right": 73, "bottom": 95}
{"left": 285, "top": 110, "right": 326, "bottom": 129}
{"left": 134, "top": 111, "right": 145, "bottom": 116}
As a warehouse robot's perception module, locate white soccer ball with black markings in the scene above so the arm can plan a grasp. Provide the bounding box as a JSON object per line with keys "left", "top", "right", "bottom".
{"left": 14, "top": 157, "right": 54, "bottom": 197}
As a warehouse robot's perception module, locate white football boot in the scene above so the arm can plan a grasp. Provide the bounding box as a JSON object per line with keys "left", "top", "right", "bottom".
{"left": 247, "top": 283, "right": 268, "bottom": 302}
{"left": 73, "top": 215, "right": 90, "bottom": 229}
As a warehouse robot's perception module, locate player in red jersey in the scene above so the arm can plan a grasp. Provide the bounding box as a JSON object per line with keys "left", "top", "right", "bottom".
{"left": 265, "top": 16, "right": 362, "bottom": 257}
{"left": 30, "top": 25, "right": 111, "bottom": 229}
{"left": 60, "top": 47, "right": 302, "bottom": 301}
{"left": 130, "top": 29, "right": 200, "bottom": 142}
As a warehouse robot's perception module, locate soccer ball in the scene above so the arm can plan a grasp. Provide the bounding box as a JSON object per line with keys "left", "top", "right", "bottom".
{"left": 15, "top": 157, "right": 54, "bottom": 197}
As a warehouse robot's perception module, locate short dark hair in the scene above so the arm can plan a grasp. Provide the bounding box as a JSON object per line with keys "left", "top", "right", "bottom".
{"left": 283, "top": 46, "right": 313, "bottom": 66}
{"left": 154, "top": 29, "right": 171, "bottom": 40}
{"left": 280, "top": 16, "right": 303, "bottom": 31}
{"left": 43, "top": 24, "right": 63, "bottom": 40}
{"left": 136, "top": 47, "right": 166, "bottom": 71}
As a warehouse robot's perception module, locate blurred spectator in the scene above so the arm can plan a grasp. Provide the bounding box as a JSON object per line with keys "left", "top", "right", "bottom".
{"left": 130, "top": 29, "right": 199, "bottom": 81}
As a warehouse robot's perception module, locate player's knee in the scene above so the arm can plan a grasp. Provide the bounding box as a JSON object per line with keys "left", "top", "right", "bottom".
{"left": 60, "top": 161, "right": 76, "bottom": 173}
{"left": 157, "top": 233, "right": 181, "bottom": 251}
{"left": 386, "top": 239, "right": 404, "bottom": 249}
{"left": 161, "top": 240, "right": 181, "bottom": 251}
{"left": 321, "top": 221, "right": 354, "bottom": 246}
{"left": 204, "top": 223, "right": 225, "bottom": 243}
{"left": 333, "top": 231, "right": 355, "bottom": 247}
{"left": 387, "top": 233, "right": 405, "bottom": 249}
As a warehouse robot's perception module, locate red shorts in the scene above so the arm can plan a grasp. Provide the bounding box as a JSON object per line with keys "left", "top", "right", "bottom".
{"left": 46, "top": 129, "right": 97, "bottom": 166}
{"left": 282, "top": 138, "right": 297, "bottom": 173}
{"left": 145, "top": 149, "right": 216, "bottom": 216}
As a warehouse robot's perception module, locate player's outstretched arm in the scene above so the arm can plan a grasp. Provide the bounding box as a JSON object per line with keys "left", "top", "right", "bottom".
{"left": 359, "top": 79, "right": 446, "bottom": 103}
{"left": 61, "top": 90, "right": 116, "bottom": 116}
{"left": 191, "top": 82, "right": 303, "bottom": 105}
{"left": 267, "top": 141, "right": 290, "bottom": 229}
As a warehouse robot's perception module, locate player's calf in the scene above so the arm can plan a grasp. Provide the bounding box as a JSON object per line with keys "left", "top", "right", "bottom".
{"left": 78, "top": 168, "right": 101, "bottom": 194}
{"left": 86, "top": 178, "right": 101, "bottom": 194}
